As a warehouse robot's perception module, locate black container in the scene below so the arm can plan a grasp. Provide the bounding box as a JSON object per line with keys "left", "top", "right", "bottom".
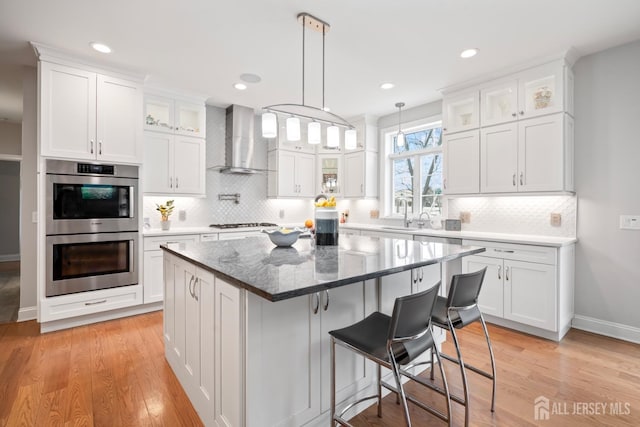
{"left": 315, "top": 208, "right": 339, "bottom": 246}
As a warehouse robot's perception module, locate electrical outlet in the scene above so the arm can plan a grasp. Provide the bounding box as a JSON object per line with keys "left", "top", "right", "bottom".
{"left": 620, "top": 215, "right": 640, "bottom": 230}
{"left": 460, "top": 211, "right": 471, "bottom": 223}
{"left": 370, "top": 210, "right": 380, "bottom": 219}
{"left": 550, "top": 213, "right": 561, "bottom": 226}
{"left": 279, "top": 209, "right": 285, "bottom": 219}
{"left": 179, "top": 210, "right": 186, "bottom": 221}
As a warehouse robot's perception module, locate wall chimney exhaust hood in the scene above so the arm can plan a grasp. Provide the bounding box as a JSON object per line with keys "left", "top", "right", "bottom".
{"left": 215, "top": 104, "right": 265, "bottom": 174}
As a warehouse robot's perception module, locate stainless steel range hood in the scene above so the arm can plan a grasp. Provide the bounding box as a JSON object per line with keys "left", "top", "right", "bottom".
{"left": 218, "top": 104, "right": 263, "bottom": 174}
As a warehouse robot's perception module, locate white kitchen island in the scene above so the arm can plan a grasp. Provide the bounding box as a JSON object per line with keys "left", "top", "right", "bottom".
{"left": 161, "top": 234, "right": 484, "bottom": 427}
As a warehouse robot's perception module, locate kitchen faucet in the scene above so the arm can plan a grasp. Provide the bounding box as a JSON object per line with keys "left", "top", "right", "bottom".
{"left": 417, "top": 211, "right": 431, "bottom": 229}
{"left": 401, "top": 199, "right": 413, "bottom": 228}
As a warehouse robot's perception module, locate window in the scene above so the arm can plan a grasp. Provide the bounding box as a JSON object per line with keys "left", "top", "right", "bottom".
{"left": 386, "top": 119, "right": 443, "bottom": 217}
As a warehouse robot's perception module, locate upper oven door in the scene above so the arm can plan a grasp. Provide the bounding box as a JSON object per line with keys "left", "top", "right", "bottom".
{"left": 46, "top": 174, "right": 138, "bottom": 235}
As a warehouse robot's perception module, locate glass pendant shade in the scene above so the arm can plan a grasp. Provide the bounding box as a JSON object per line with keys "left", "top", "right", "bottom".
{"left": 286, "top": 117, "right": 301, "bottom": 141}
{"left": 261, "top": 112, "right": 277, "bottom": 138}
{"left": 308, "top": 122, "right": 321, "bottom": 144}
{"left": 344, "top": 129, "right": 357, "bottom": 150}
{"left": 396, "top": 131, "right": 405, "bottom": 147}
{"left": 327, "top": 125, "right": 340, "bottom": 148}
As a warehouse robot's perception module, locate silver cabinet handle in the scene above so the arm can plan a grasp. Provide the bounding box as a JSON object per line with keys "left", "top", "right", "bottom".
{"left": 519, "top": 111, "right": 524, "bottom": 115}
{"left": 98, "top": 141, "right": 103, "bottom": 155}
{"left": 323, "top": 290, "right": 329, "bottom": 311}
{"left": 176, "top": 177, "right": 179, "bottom": 189}
{"left": 193, "top": 277, "right": 198, "bottom": 301}
{"left": 169, "top": 177, "right": 173, "bottom": 188}
{"left": 90, "top": 140, "right": 94, "bottom": 154}
{"left": 505, "top": 266, "right": 510, "bottom": 281}
{"left": 520, "top": 172, "right": 524, "bottom": 186}
{"left": 360, "top": 183, "right": 364, "bottom": 193}
{"left": 443, "top": 178, "right": 447, "bottom": 190}
{"left": 511, "top": 112, "right": 517, "bottom": 117}
{"left": 494, "top": 249, "right": 515, "bottom": 253}
{"left": 412, "top": 269, "right": 418, "bottom": 284}
{"left": 188, "top": 275, "right": 195, "bottom": 297}
{"left": 85, "top": 299, "right": 107, "bottom": 306}
{"left": 497, "top": 265, "right": 502, "bottom": 280}
{"left": 419, "top": 268, "right": 424, "bottom": 282}
{"left": 312, "top": 292, "right": 320, "bottom": 314}
{"left": 512, "top": 174, "right": 516, "bottom": 186}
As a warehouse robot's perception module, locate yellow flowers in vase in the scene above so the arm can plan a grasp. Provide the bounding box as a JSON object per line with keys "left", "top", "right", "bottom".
{"left": 156, "top": 200, "right": 175, "bottom": 230}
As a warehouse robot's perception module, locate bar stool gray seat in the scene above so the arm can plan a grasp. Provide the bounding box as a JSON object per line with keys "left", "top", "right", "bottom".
{"left": 430, "top": 267, "right": 496, "bottom": 427}
{"left": 329, "top": 282, "right": 452, "bottom": 426}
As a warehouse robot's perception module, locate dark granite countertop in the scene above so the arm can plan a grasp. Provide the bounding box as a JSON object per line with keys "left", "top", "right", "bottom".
{"left": 161, "top": 234, "right": 486, "bottom": 302}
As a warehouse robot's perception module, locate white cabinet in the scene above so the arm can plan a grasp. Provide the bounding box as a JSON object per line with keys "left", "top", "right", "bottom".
{"left": 442, "top": 89, "right": 480, "bottom": 134}
{"left": 443, "top": 130, "right": 479, "bottom": 194}
{"left": 348, "top": 115, "right": 379, "bottom": 152}
{"left": 480, "top": 61, "right": 570, "bottom": 127}
{"left": 143, "top": 234, "right": 200, "bottom": 304}
{"left": 267, "top": 150, "right": 316, "bottom": 198}
{"left": 164, "top": 253, "right": 243, "bottom": 426}
{"left": 461, "top": 240, "right": 574, "bottom": 339}
{"left": 143, "top": 132, "right": 205, "bottom": 195}
{"left": 480, "top": 113, "right": 573, "bottom": 193}
{"left": 144, "top": 94, "right": 206, "bottom": 138}
{"left": 344, "top": 150, "right": 378, "bottom": 198}
{"left": 267, "top": 122, "right": 317, "bottom": 154}
{"left": 39, "top": 61, "right": 143, "bottom": 163}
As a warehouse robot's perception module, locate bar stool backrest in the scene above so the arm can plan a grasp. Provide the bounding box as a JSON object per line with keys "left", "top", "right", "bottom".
{"left": 388, "top": 282, "right": 440, "bottom": 364}
{"left": 446, "top": 267, "right": 488, "bottom": 327}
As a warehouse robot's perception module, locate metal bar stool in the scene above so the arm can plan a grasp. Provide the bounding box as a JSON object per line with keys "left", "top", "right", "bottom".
{"left": 430, "top": 267, "right": 496, "bottom": 427}
{"left": 329, "top": 282, "right": 452, "bottom": 426}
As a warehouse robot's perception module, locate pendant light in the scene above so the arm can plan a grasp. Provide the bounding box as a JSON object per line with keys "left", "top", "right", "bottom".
{"left": 396, "top": 102, "right": 405, "bottom": 148}
{"left": 261, "top": 112, "right": 277, "bottom": 138}
{"left": 261, "top": 13, "right": 356, "bottom": 147}
{"left": 344, "top": 128, "right": 357, "bottom": 150}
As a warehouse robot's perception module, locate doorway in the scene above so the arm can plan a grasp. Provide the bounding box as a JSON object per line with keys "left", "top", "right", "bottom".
{"left": 0, "top": 159, "right": 20, "bottom": 323}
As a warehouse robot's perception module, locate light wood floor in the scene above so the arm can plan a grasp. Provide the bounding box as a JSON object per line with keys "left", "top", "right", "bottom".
{"left": 1, "top": 312, "right": 638, "bottom": 427}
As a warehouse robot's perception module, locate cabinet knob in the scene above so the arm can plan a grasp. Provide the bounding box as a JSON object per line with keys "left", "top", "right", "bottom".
{"left": 519, "top": 111, "right": 524, "bottom": 115}
{"left": 511, "top": 113, "right": 517, "bottom": 117}
{"left": 443, "top": 127, "right": 447, "bottom": 132}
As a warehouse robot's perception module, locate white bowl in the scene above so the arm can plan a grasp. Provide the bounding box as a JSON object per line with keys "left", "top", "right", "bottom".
{"left": 262, "top": 228, "right": 303, "bottom": 247}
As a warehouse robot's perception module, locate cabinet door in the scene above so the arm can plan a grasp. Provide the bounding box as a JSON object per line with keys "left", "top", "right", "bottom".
{"left": 246, "top": 293, "right": 321, "bottom": 427}
{"left": 40, "top": 62, "right": 96, "bottom": 160}
{"left": 320, "top": 282, "right": 375, "bottom": 412}
{"left": 443, "top": 130, "right": 479, "bottom": 194}
{"left": 175, "top": 100, "right": 206, "bottom": 138}
{"left": 278, "top": 150, "right": 297, "bottom": 197}
{"left": 504, "top": 260, "right": 556, "bottom": 330}
{"left": 518, "top": 114, "right": 564, "bottom": 192}
{"left": 296, "top": 152, "right": 316, "bottom": 197}
{"left": 184, "top": 267, "right": 200, "bottom": 392}
{"left": 163, "top": 254, "right": 175, "bottom": 348}
{"left": 144, "top": 95, "right": 175, "bottom": 133}
{"left": 143, "top": 132, "right": 173, "bottom": 193}
{"left": 462, "top": 255, "right": 504, "bottom": 317}
{"left": 317, "top": 154, "right": 342, "bottom": 196}
{"left": 214, "top": 277, "right": 244, "bottom": 427}
{"left": 172, "top": 259, "right": 189, "bottom": 364}
{"left": 480, "top": 122, "right": 518, "bottom": 193}
{"left": 143, "top": 250, "right": 164, "bottom": 304}
{"left": 517, "top": 62, "right": 564, "bottom": 119}
{"left": 173, "top": 136, "right": 205, "bottom": 195}
{"left": 343, "top": 152, "right": 364, "bottom": 198}
{"left": 480, "top": 79, "right": 518, "bottom": 127}
{"left": 442, "top": 89, "right": 480, "bottom": 134}
{"left": 96, "top": 74, "right": 143, "bottom": 163}
{"left": 197, "top": 269, "right": 215, "bottom": 424}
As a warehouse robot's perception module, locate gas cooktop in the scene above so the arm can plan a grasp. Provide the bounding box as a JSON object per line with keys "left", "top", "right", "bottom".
{"left": 209, "top": 222, "right": 278, "bottom": 229}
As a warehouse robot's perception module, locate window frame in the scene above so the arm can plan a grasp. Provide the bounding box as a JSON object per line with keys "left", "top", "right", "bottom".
{"left": 381, "top": 115, "right": 443, "bottom": 218}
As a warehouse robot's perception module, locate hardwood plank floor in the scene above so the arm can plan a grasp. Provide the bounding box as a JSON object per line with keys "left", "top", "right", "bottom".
{"left": 0, "top": 312, "right": 638, "bottom": 426}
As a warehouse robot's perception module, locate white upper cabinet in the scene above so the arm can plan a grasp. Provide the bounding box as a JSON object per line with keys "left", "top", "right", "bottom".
{"left": 39, "top": 61, "right": 143, "bottom": 164}
{"left": 443, "top": 129, "right": 480, "bottom": 194}
{"left": 267, "top": 150, "right": 316, "bottom": 198}
{"left": 144, "top": 94, "right": 206, "bottom": 138}
{"left": 343, "top": 151, "right": 378, "bottom": 198}
{"left": 442, "top": 89, "right": 480, "bottom": 134}
{"left": 481, "top": 61, "right": 570, "bottom": 127}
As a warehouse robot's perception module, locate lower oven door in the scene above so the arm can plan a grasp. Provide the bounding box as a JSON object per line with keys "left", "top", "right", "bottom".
{"left": 46, "top": 232, "right": 138, "bottom": 297}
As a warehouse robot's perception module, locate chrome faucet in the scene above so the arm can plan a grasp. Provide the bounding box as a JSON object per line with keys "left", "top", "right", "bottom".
{"left": 401, "top": 199, "right": 413, "bottom": 228}
{"left": 417, "top": 211, "right": 431, "bottom": 229}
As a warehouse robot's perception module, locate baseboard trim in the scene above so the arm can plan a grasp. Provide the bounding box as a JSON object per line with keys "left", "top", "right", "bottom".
{"left": 17, "top": 306, "right": 37, "bottom": 322}
{"left": 572, "top": 315, "right": 640, "bottom": 344}
{"left": 0, "top": 254, "right": 20, "bottom": 262}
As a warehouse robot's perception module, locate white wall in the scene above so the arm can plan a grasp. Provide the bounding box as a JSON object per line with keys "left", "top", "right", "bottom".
{"left": 19, "top": 67, "right": 38, "bottom": 319}
{"left": 573, "top": 39, "right": 640, "bottom": 330}
{"left": 0, "top": 121, "right": 21, "bottom": 155}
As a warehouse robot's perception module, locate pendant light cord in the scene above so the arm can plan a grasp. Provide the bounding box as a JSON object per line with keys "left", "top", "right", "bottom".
{"left": 302, "top": 16, "right": 305, "bottom": 106}
{"left": 322, "top": 23, "right": 325, "bottom": 110}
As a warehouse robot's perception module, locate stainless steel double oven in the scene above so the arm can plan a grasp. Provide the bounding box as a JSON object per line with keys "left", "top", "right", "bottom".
{"left": 45, "top": 160, "right": 139, "bottom": 297}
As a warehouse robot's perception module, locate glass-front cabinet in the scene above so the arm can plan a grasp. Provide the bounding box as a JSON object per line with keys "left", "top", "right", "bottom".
{"left": 442, "top": 90, "right": 480, "bottom": 134}
{"left": 144, "top": 94, "right": 206, "bottom": 138}
{"left": 317, "top": 154, "right": 342, "bottom": 195}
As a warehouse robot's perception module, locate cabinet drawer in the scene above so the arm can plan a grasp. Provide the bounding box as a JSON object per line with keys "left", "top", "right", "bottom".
{"left": 144, "top": 234, "right": 200, "bottom": 251}
{"left": 41, "top": 285, "right": 143, "bottom": 322}
{"left": 463, "top": 239, "right": 556, "bottom": 265}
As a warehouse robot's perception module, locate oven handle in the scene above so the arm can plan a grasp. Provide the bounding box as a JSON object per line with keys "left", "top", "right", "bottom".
{"left": 130, "top": 185, "right": 135, "bottom": 219}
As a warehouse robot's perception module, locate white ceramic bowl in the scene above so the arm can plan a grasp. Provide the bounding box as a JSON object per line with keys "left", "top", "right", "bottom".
{"left": 262, "top": 228, "right": 303, "bottom": 247}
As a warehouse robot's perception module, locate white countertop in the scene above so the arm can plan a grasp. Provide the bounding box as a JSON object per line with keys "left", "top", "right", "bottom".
{"left": 340, "top": 223, "right": 577, "bottom": 247}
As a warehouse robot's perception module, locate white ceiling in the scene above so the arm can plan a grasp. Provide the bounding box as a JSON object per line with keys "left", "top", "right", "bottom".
{"left": 1, "top": 0, "right": 640, "bottom": 121}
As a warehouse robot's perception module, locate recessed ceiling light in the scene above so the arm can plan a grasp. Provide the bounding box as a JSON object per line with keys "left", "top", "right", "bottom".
{"left": 234, "top": 83, "right": 247, "bottom": 90}
{"left": 90, "top": 42, "right": 112, "bottom": 54}
{"left": 240, "top": 73, "right": 261, "bottom": 83}
{"left": 460, "top": 48, "right": 478, "bottom": 59}
{"left": 380, "top": 82, "right": 395, "bottom": 90}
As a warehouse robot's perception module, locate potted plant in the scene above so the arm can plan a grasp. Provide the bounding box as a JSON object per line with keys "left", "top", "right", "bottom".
{"left": 156, "top": 200, "right": 175, "bottom": 230}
